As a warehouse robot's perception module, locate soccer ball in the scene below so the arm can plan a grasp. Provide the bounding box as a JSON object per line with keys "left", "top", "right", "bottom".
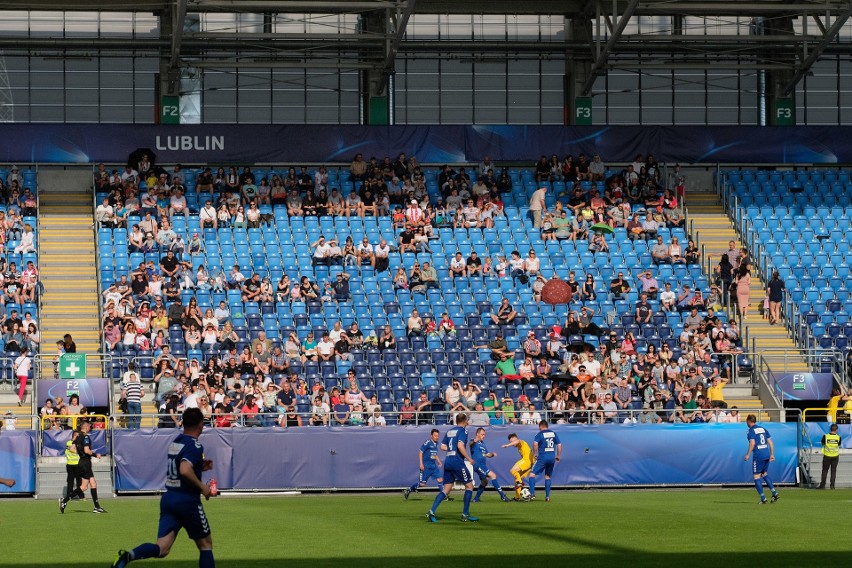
{"left": 520, "top": 487, "right": 531, "bottom": 499}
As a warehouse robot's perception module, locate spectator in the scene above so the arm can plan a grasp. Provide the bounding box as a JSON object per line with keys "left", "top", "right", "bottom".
{"left": 520, "top": 403, "right": 542, "bottom": 425}
{"left": 651, "top": 236, "right": 669, "bottom": 264}
{"left": 529, "top": 185, "right": 547, "bottom": 228}
{"left": 449, "top": 251, "right": 466, "bottom": 278}
{"left": 609, "top": 271, "right": 631, "bottom": 300}
{"left": 356, "top": 237, "right": 374, "bottom": 269}
{"left": 724, "top": 241, "right": 741, "bottom": 270}
{"left": 494, "top": 353, "right": 520, "bottom": 383}
{"left": 311, "top": 236, "right": 331, "bottom": 266}
{"left": 524, "top": 250, "right": 540, "bottom": 276}
{"left": 374, "top": 239, "right": 391, "bottom": 273}
{"left": 589, "top": 154, "right": 606, "bottom": 181}
{"left": 668, "top": 237, "right": 685, "bottom": 263}
{"left": 468, "top": 403, "right": 490, "bottom": 427}
{"left": 398, "top": 397, "right": 416, "bottom": 425}
{"left": 637, "top": 270, "right": 659, "bottom": 299}
{"left": 310, "top": 396, "right": 330, "bottom": 426}
{"left": 735, "top": 264, "right": 751, "bottom": 320}
{"left": 635, "top": 293, "right": 652, "bottom": 325}
{"left": 766, "top": 271, "right": 785, "bottom": 325}
{"left": 420, "top": 261, "right": 439, "bottom": 290}
{"left": 445, "top": 380, "right": 465, "bottom": 412}
{"left": 407, "top": 309, "right": 423, "bottom": 337}
{"left": 490, "top": 298, "right": 517, "bottom": 326}
{"left": 676, "top": 284, "right": 694, "bottom": 312}
{"left": 660, "top": 282, "right": 676, "bottom": 312}
{"left": 466, "top": 251, "right": 482, "bottom": 277}
{"left": 523, "top": 331, "right": 542, "bottom": 359}
{"left": 580, "top": 273, "right": 597, "bottom": 301}
{"left": 641, "top": 212, "right": 659, "bottom": 240}
{"left": 588, "top": 231, "right": 609, "bottom": 255}
{"left": 436, "top": 312, "right": 455, "bottom": 339}
{"left": 331, "top": 272, "right": 351, "bottom": 302}
{"left": 368, "top": 408, "right": 386, "bottom": 427}
{"left": 684, "top": 239, "right": 700, "bottom": 264}
{"left": 474, "top": 330, "right": 511, "bottom": 361}
{"left": 389, "top": 266, "right": 408, "bottom": 293}
{"left": 377, "top": 325, "right": 397, "bottom": 351}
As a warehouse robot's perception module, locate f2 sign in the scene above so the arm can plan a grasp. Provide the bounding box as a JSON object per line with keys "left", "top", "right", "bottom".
{"left": 161, "top": 95, "right": 180, "bottom": 125}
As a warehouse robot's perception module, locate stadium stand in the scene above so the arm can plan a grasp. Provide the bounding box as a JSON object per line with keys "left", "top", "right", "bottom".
{"left": 0, "top": 165, "right": 39, "bottom": 398}
{"left": 724, "top": 169, "right": 852, "bottom": 369}
{"left": 96, "top": 158, "right": 735, "bottom": 426}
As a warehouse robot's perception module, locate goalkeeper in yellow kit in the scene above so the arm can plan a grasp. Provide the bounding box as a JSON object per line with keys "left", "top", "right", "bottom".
{"left": 502, "top": 433, "right": 534, "bottom": 501}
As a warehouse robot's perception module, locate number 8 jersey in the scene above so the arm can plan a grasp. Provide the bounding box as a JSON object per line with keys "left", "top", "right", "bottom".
{"left": 747, "top": 424, "right": 771, "bottom": 461}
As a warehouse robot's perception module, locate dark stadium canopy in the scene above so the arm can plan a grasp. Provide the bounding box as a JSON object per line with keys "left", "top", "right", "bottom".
{"left": 3, "top": 0, "right": 851, "bottom": 98}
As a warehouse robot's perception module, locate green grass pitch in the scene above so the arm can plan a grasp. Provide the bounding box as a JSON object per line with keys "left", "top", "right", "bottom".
{"left": 0, "top": 489, "right": 849, "bottom": 567}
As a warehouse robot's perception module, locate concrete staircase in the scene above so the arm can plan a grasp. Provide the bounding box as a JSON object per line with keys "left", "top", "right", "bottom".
{"left": 686, "top": 189, "right": 809, "bottom": 417}
{"left": 802, "top": 451, "right": 852, "bottom": 489}
{"left": 36, "top": 168, "right": 101, "bottom": 378}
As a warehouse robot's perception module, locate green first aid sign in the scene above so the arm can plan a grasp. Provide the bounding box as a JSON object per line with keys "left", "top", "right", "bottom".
{"left": 59, "top": 353, "right": 87, "bottom": 379}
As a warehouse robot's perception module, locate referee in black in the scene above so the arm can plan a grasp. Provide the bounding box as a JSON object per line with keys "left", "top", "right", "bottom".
{"left": 65, "top": 420, "right": 107, "bottom": 513}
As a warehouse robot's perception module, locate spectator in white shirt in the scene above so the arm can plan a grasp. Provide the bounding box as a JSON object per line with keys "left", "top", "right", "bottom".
{"left": 199, "top": 200, "right": 217, "bottom": 229}
{"left": 312, "top": 236, "right": 332, "bottom": 266}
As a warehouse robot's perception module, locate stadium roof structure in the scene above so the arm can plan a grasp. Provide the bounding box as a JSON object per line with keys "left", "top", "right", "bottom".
{"left": 2, "top": 0, "right": 852, "bottom": 108}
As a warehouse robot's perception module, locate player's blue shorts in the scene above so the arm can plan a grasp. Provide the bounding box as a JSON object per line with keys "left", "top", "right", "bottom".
{"left": 420, "top": 465, "right": 441, "bottom": 484}
{"left": 158, "top": 494, "right": 211, "bottom": 541}
{"left": 443, "top": 464, "right": 472, "bottom": 485}
{"left": 474, "top": 465, "right": 491, "bottom": 480}
{"left": 752, "top": 458, "right": 770, "bottom": 476}
{"left": 532, "top": 459, "right": 555, "bottom": 477}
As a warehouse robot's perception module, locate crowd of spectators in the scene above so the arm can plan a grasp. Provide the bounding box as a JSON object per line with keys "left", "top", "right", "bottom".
{"left": 93, "top": 151, "right": 744, "bottom": 428}
{"left": 0, "top": 165, "right": 40, "bottom": 363}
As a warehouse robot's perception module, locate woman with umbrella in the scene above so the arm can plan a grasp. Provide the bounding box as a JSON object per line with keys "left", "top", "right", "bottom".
{"left": 588, "top": 229, "right": 609, "bottom": 255}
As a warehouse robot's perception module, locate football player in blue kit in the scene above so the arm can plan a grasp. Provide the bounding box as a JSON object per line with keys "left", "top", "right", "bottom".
{"left": 528, "top": 420, "right": 562, "bottom": 502}
{"left": 112, "top": 408, "right": 215, "bottom": 567}
{"left": 744, "top": 414, "right": 779, "bottom": 505}
{"left": 404, "top": 428, "right": 443, "bottom": 499}
{"left": 469, "top": 427, "right": 509, "bottom": 502}
{"left": 427, "top": 413, "right": 478, "bottom": 523}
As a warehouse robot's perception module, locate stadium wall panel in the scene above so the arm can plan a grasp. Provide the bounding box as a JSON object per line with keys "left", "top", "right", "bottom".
{"left": 2, "top": 124, "right": 852, "bottom": 164}
{"left": 0, "top": 430, "right": 37, "bottom": 494}
{"left": 113, "top": 424, "right": 799, "bottom": 492}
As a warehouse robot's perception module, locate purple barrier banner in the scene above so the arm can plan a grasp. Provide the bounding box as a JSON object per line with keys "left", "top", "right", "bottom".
{"left": 805, "top": 422, "right": 852, "bottom": 449}
{"left": 36, "top": 379, "right": 111, "bottom": 410}
{"left": 113, "top": 423, "right": 798, "bottom": 492}
{"left": 0, "top": 430, "right": 37, "bottom": 494}
{"left": 41, "top": 429, "right": 108, "bottom": 457}
{"left": 771, "top": 373, "right": 835, "bottom": 402}
{"left": 1, "top": 124, "right": 852, "bottom": 165}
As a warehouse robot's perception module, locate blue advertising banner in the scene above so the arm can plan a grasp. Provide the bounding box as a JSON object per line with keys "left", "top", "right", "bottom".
{"left": 35, "top": 379, "right": 111, "bottom": 410}
{"left": 113, "top": 423, "right": 798, "bottom": 492}
{"left": 41, "top": 429, "right": 108, "bottom": 458}
{"left": 2, "top": 124, "right": 852, "bottom": 165}
{"left": 804, "top": 422, "right": 852, "bottom": 449}
{"left": 771, "top": 373, "right": 835, "bottom": 401}
{"left": 0, "top": 430, "right": 37, "bottom": 494}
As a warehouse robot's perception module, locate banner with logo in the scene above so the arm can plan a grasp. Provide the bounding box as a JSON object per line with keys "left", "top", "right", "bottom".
{"left": 771, "top": 372, "right": 835, "bottom": 401}
{"left": 113, "top": 423, "right": 798, "bottom": 492}
{"left": 2, "top": 124, "right": 852, "bottom": 165}
{"left": 35, "top": 379, "right": 111, "bottom": 410}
